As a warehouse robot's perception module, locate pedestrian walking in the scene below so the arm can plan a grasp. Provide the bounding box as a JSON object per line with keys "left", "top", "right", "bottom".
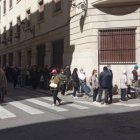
{"left": 50, "top": 69, "right": 61, "bottom": 106}
{"left": 0, "top": 67, "right": 7, "bottom": 103}
{"left": 120, "top": 70, "right": 128, "bottom": 101}
{"left": 71, "top": 68, "right": 79, "bottom": 98}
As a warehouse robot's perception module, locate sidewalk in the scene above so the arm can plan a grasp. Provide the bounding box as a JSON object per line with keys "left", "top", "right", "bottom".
{"left": 24, "top": 86, "right": 121, "bottom": 102}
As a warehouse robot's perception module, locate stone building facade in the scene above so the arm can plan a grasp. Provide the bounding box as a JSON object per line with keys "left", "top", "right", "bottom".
{"left": 0, "top": 0, "right": 140, "bottom": 86}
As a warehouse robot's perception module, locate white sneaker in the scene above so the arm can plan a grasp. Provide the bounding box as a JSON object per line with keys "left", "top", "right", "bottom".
{"left": 52, "top": 104, "right": 56, "bottom": 106}
{"left": 73, "top": 96, "right": 78, "bottom": 99}
{"left": 71, "top": 95, "right": 74, "bottom": 98}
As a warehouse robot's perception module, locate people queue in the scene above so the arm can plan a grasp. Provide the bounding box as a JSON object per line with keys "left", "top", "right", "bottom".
{"left": 0, "top": 64, "right": 139, "bottom": 105}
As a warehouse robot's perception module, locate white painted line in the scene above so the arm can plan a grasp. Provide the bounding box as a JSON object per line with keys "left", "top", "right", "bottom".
{"left": 42, "top": 97, "right": 89, "bottom": 110}
{"left": 19, "top": 96, "right": 68, "bottom": 112}
{"left": 6, "top": 97, "right": 44, "bottom": 115}
{"left": 0, "top": 106, "right": 16, "bottom": 119}
{"left": 113, "top": 102, "right": 140, "bottom": 107}
{"left": 67, "top": 104, "right": 89, "bottom": 109}
{"left": 74, "top": 101, "right": 109, "bottom": 108}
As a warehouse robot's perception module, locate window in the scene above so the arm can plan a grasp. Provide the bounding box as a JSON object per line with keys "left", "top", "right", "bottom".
{"left": 9, "top": 53, "right": 13, "bottom": 66}
{"left": 26, "top": 9, "right": 31, "bottom": 27}
{"left": 3, "top": 54, "right": 7, "bottom": 67}
{"left": 99, "top": 28, "right": 136, "bottom": 64}
{"left": 38, "top": 0, "right": 44, "bottom": 21}
{"left": 18, "top": 51, "right": 21, "bottom": 67}
{"left": 3, "top": 0, "right": 6, "bottom": 15}
{"left": 9, "top": 0, "right": 13, "bottom": 9}
{"left": 3, "top": 27, "right": 6, "bottom": 41}
{"left": 9, "top": 22, "right": 13, "bottom": 42}
{"left": 15, "top": 16, "right": 21, "bottom": 39}
{"left": 54, "top": 0, "right": 62, "bottom": 12}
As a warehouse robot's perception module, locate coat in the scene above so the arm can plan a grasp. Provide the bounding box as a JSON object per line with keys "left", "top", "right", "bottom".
{"left": 99, "top": 70, "right": 112, "bottom": 89}
{"left": 72, "top": 72, "right": 79, "bottom": 88}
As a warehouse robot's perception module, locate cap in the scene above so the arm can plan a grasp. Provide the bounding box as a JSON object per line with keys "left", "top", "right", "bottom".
{"left": 134, "top": 64, "right": 139, "bottom": 69}
{"left": 51, "top": 69, "right": 57, "bottom": 74}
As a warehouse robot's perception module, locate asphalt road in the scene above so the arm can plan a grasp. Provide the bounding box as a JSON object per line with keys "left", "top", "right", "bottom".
{"left": 0, "top": 86, "right": 140, "bottom": 140}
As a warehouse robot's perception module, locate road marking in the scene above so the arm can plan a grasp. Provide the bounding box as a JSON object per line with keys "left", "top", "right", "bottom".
{"left": 0, "top": 106, "right": 16, "bottom": 119}
{"left": 19, "top": 96, "right": 68, "bottom": 112}
{"left": 113, "top": 102, "right": 140, "bottom": 107}
{"left": 42, "top": 97, "right": 89, "bottom": 110}
{"left": 74, "top": 101, "right": 109, "bottom": 107}
{"left": 6, "top": 97, "right": 44, "bottom": 115}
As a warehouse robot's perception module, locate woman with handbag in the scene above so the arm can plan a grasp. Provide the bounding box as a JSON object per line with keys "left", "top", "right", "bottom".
{"left": 0, "top": 67, "right": 7, "bottom": 103}
{"left": 50, "top": 69, "right": 61, "bottom": 106}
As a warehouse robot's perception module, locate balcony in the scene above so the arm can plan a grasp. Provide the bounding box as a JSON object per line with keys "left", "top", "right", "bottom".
{"left": 92, "top": 0, "right": 140, "bottom": 7}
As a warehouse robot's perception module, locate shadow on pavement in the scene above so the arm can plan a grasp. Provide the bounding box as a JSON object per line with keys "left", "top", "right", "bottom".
{"left": 1, "top": 110, "right": 140, "bottom": 140}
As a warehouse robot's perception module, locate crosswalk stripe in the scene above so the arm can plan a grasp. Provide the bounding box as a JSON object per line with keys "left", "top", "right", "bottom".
{"left": 19, "top": 96, "right": 68, "bottom": 112}
{"left": 0, "top": 106, "right": 16, "bottom": 119}
{"left": 42, "top": 97, "right": 89, "bottom": 110}
{"left": 6, "top": 97, "right": 44, "bottom": 115}
{"left": 74, "top": 101, "right": 109, "bottom": 107}
{"left": 113, "top": 102, "right": 140, "bottom": 107}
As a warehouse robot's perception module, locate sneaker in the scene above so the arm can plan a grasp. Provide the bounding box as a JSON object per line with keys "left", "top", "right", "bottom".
{"left": 73, "top": 96, "right": 78, "bottom": 99}
{"left": 71, "top": 95, "right": 74, "bottom": 98}
{"left": 52, "top": 104, "right": 56, "bottom": 106}
{"left": 58, "top": 99, "right": 62, "bottom": 105}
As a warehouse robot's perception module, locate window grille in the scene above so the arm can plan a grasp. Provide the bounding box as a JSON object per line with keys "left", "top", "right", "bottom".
{"left": 99, "top": 28, "right": 136, "bottom": 64}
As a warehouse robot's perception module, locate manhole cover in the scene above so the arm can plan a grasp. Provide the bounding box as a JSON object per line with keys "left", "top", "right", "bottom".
{"left": 115, "top": 126, "right": 140, "bottom": 135}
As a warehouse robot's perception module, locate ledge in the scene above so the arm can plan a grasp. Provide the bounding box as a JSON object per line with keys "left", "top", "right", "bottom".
{"left": 92, "top": 0, "right": 140, "bottom": 7}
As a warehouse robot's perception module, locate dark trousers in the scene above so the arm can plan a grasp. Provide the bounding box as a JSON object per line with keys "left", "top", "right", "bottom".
{"left": 13, "top": 79, "right": 18, "bottom": 88}
{"left": 73, "top": 86, "right": 78, "bottom": 97}
{"left": 97, "top": 87, "right": 109, "bottom": 103}
{"left": 93, "top": 88, "right": 98, "bottom": 101}
{"left": 121, "top": 88, "right": 127, "bottom": 101}
{"left": 52, "top": 90, "right": 61, "bottom": 104}
{"left": 0, "top": 88, "right": 5, "bottom": 102}
{"left": 108, "top": 87, "right": 113, "bottom": 103}
{"left": 60, "top": 84, "right": 66, "bottom": 95}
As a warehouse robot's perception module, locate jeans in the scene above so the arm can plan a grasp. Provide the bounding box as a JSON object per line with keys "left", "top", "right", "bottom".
{"left": 60, "top": 83, "right": 66, "bottom": 95}
{"left": 97, "top": 87, "right": 109, "bottom": 103}
{"left": 93, "top": 88, "right": 98, "bottom": 101}
{"left": 51, "top": 90, "right": 61, "bottom": 104}
{"left": 73, "top": 86, "right": 78, "bottom": 97}
{"left": 121, "top": 88, "right": 127, "bottom": 101}
{"left": 108, "top": 87, "right": 113, "bottom": 103}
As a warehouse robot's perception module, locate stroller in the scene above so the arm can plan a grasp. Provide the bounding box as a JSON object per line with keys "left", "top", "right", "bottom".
{"left": 127, "top": 85, "right": 137, "bottom": 99}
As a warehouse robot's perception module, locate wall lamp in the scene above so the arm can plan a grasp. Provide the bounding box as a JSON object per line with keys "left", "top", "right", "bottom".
{"left": 71, "top": 0, "right": 88, "bottom": 11}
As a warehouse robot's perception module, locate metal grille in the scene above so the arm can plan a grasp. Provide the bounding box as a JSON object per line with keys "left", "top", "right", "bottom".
{"left": 99, "top": 28, "right": 136, "bottom": 64}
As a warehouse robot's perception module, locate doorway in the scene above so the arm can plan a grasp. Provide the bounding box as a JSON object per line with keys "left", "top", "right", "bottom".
{"left": 52, "top": 39, "right": 64, "bottom": 68}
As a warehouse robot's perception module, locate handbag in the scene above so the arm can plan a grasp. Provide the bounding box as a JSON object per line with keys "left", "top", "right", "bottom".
{"left": 49, "top": 82, "right": 57, "bottom": 88}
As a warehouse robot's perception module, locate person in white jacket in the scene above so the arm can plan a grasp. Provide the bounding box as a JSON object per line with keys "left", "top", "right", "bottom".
{"left": 120, "top": 70, "right": 128, "bottom": 101}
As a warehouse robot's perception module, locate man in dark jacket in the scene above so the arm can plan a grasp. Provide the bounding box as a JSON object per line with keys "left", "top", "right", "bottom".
{"left": 98, "top": 66, "right": 112, "bottom": 104}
